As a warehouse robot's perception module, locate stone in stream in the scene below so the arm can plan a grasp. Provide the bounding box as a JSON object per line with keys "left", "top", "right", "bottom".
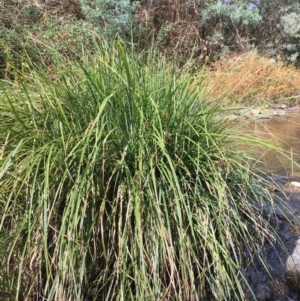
{"left": 285, "top": 237, "right": 300, "bottom": 293}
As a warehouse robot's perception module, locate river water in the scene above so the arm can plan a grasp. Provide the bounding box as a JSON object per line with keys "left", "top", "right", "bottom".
{"left": 241, "top": 112, "right": 300, "bottom": 176}
{"left": 239, "top": 111, "right": 300, "bottom": 301}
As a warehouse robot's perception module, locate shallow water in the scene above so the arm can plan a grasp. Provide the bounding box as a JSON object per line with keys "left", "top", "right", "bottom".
{"left": 242, "top": 112, "right": 300, "bottom": 176}
{"left": 239, "top": 112, "right": 300, "bottom": 301}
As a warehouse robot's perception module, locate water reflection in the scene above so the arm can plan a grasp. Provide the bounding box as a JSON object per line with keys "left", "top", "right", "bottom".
{"left": 241, "top": 112, "right": 300, "bottom": 176}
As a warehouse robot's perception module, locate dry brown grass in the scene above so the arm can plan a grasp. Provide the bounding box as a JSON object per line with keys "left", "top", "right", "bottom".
{"left": 205, "top": 51, "right": 300, "bottom": 105}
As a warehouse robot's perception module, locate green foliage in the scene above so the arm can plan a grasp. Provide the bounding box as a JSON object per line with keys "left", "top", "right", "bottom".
{"left": 0, "top": 40, "right": 274, "bottom": 300}
{"left": 0, "top": 16, "right": 104, "bottom": 81}
{"left": 2, "top": 0, "right": 300, "bottom": 68}
{"left": 156, "top": 21, "right": 174, "bottom": 45}
{"left": 202, "top": 1, "right": 261, "bottom": 25}
{"left": 133, "top": 0, "right": 263, "bottom": 63}
{"left": 80, "top": 0, "right": 138, "bottom": 36}
{"left": 0, "top": 0, "right": 87, "bottom": 79}
{"left": 0, "top": 27, "right": 25, "bottom": 80}
{"left": 279, "top": 4, "right": 300, "bottom": 65}
{"left": 201, "top": 0, "right": 261, "bottom": 51}
{"left": 133, "top": 0, "right": 300, "bottom": 65}
{"left": 255, "top": 0, "right": 300, "bottom": 65}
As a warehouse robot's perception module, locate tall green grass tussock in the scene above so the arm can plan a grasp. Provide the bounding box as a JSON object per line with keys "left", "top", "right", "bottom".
{"left": 0, "top": 40, "right": 273, "bottom": 300}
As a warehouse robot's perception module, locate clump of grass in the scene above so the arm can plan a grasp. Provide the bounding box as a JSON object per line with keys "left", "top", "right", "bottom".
{"left": 206, "top": 50, "right": 300, "bottom": 105}
{"left": 0, "top": 40, "right": 274, "bottom": 300}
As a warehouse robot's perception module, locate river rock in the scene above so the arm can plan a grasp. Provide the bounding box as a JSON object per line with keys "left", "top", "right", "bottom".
{"left": 268, "top": 104, "right": 287, "bottom": 110}
{"left": 285, "top": 237, "right": 300, "bottom": 293}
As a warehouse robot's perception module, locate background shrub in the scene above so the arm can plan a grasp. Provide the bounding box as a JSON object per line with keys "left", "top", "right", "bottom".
{"left": 79, "top": 0, "right": 138, "bottom": 36}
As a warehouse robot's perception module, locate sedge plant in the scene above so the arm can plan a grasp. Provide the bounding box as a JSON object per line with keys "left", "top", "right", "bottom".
{"left": 0, "top": 40, "right": 274, "bottom": 300}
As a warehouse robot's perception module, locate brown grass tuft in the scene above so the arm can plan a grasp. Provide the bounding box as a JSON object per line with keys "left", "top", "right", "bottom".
{"left": 205, "top": 51, "right": 300, "bottom": 105}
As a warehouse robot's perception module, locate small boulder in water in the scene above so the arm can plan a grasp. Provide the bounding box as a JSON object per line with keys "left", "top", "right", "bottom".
{"left": 285, "top": 237, "right": 300, "bottom": 293}
{"left": 284, "top": 181, "right": 300, "bottom": 192}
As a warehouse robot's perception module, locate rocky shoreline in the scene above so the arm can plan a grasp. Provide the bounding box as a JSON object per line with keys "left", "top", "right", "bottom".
{"left": 244, "top": 176, "right": 300, "bottom": 301}
{"left": 231, "top": 104, "right": 300, "bottom": 120}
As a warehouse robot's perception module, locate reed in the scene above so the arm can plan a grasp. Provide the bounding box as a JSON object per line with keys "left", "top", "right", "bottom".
{"left": 0, "top": 40, "right": 274, "bottom": 300}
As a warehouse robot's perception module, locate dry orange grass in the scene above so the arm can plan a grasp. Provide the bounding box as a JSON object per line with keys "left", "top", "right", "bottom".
{"left": 205, "top": 51, "right": 300, "bottom": 105}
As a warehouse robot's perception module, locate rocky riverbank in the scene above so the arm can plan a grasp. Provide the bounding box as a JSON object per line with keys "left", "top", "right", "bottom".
{"left": 244, "top": 176, "right": 300, "bottom": 301}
